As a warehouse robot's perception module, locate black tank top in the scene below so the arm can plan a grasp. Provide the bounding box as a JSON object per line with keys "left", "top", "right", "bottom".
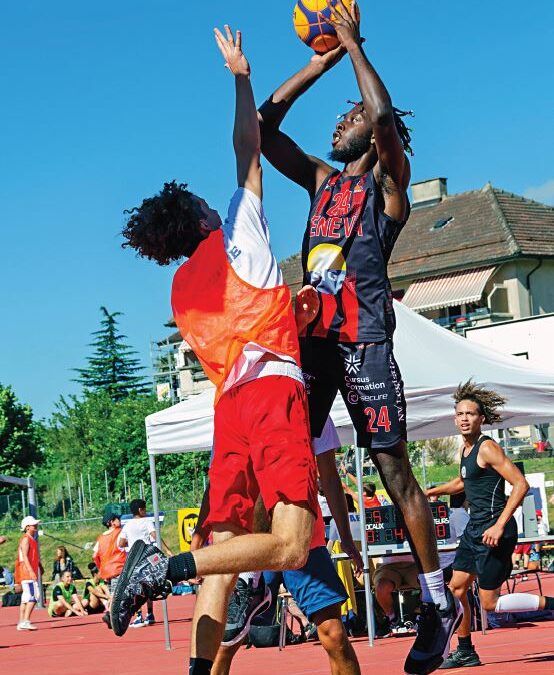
{"left": 460, "top": 435, "right": 512, "bottom": 531}
{"left": 301, "top": 170, "right": 409, "bottom": 343}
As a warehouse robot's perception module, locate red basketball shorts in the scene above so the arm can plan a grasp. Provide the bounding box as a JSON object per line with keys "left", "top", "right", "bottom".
{"left": 207, "top": 375, "right": 319, "bottom": 533}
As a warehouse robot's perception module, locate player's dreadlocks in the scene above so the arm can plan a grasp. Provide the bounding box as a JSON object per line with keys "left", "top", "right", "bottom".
{"left": 393, "top": 107, "right": 414, "bottom": 157}
{"left": 453, "top": 379, "right": 507, "bottom": 426}
{"left": 343, "top": 101, "right": 414, "bottom": 156}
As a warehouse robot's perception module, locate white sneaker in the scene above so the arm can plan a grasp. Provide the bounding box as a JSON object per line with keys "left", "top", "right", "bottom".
{"left": 17, "top": 620, "right": 37, "bottom": 631}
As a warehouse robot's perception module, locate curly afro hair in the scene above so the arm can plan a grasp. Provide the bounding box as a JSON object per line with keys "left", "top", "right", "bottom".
{"left": 122, "top": 181, "right": 205, "bottom": 265}
{"left": 453, "top": 379, "right": 507, "bottom": 425}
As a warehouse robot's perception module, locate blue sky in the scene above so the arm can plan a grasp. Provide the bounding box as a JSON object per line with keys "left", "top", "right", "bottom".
{"left": 1, "top": 1, "right": 553, "bottom": 419}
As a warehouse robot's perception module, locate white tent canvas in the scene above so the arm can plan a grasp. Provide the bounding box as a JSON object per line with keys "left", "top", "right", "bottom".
{"left": 146, "top": 301, "right": 554, "bottom": 455}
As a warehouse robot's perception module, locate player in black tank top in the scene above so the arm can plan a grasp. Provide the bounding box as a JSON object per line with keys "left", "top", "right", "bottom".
{"left": 427, "top": 382, "right": 554, "bottom": 669}
{"left": 259, "top": 7, "right": 463, "bottom": 674}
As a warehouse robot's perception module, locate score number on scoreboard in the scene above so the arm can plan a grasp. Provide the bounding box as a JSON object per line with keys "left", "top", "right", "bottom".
{"left": 365, "top": 502, "right": 450, "bottom": 546}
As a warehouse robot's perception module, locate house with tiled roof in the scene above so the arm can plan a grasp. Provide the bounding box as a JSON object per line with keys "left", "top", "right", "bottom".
{"left": 281, "top": 178, "right": 554, "bottom": 332}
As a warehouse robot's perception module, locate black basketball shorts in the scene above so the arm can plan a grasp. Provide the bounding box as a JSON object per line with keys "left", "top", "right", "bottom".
{"left": 300, "top": 337, "right": 407, "bottom": 450}
{"left": 453, "top": 519, "right": 518, "bottom": 590}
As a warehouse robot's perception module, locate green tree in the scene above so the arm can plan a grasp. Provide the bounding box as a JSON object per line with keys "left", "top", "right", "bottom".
{"left": 42, "top": 390, "right": 208, "bottom": 510}
{"left": 425, "top": 437, "right": 458, "bottom": 467}
{"left": 0, "top": 384, "right": 42, "bottom": 482}
{"left": 74, "top": 306, "right": 150, "bottom": 400}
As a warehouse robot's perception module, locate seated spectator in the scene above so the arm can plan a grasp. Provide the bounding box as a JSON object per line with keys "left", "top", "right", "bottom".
{"left": 373, "top": 551, "right": 418, "bottom": 634}
{"left": 48, "top": 570, "right": 87, "bottom": 617}
{"left": 82, "top": 563, "right": 110, "bottom": 614}
{"left": 51, "top": 546, "right": 82, "bottom": 581}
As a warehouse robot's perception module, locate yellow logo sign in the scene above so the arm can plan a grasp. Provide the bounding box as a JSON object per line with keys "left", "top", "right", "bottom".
{"left": 178, "top": 508, "right": 200, "bottom": 552}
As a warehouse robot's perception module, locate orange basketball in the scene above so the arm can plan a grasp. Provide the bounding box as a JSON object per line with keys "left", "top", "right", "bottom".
{"left": 293, "top": 0, "right": 359, "bottom": 54}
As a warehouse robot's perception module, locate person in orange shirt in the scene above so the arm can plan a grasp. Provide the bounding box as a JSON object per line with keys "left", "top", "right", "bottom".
{"left": 93, "top": 514, "right": 126, "bottom": 629}
{"left": 112, "top": 26, "right": 318, "bottom": 674}
{"left": 15, "top": 516, "right": 43, "bottom": 631}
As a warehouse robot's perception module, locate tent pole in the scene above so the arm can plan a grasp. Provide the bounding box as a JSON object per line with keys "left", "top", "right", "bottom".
{"left": 355, "top": 445, "right": 374, "bottom": 647}
{"left": 149, "top": 453, "right": 171, "bottom": 651}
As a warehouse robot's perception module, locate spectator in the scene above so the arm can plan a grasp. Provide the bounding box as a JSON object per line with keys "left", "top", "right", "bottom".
{"left": 373, "top": 551, "right": 418, "bottom": 635}
{"left": 52, "top": 545, "right": 82, "bottom": 581}
{"left": 82, "top": 563, "right": 110, "bottom": 614}
{"left": 15, "top": 516, "right": 43, "bottom": 631}
{"left": 48, "top": 570, "right": 87, "bottom": 617}
{"left": 117, "top": 499, "right": 172, "bottom": 627}
{"left": 93, "top": 514, "right": 126, "bottom": 629}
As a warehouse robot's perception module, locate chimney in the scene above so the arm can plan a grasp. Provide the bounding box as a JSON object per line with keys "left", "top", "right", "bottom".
{"left": 411, "top": 178, "right": 448, "bottom": 208}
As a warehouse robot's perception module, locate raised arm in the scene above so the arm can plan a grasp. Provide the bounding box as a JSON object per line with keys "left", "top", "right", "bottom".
{"left": 325, "top": 1, "right": 409, "bottom": 192}
{"left": 214, "top": 26, "right": 262, "bottom": 200}
{"left": 258, "top": 48, "right": 345, "bottom": 196}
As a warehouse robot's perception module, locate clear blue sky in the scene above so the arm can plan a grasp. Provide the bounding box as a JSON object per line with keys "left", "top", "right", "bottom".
{"left": 1, "top": 1, "right": 553, "bottom": 419}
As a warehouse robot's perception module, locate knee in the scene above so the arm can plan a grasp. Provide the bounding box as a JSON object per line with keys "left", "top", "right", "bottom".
{"left": 277, "top": 538, "right": 309, "bottom": 571}
{"left": 317, "top": 619, "right": 348, "bottom": 654}
{"left": 375, "top": 579, "right": 395, "bottom": 602}
{"left": 480, "top": 596, "right": 498, "bottom": 612}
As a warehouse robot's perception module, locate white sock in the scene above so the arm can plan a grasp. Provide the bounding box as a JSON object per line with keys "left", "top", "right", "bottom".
{"left": 238, "top": 571, "right": 262, "bottom": 588}
{"left": 494, "top": 593, "right": 540, "bottom": 612}
{"left": 418, "top": 569, "right": 447, "bottom": 609}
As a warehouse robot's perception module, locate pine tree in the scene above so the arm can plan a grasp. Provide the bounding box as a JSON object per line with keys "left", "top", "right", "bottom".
{"left": 74, "top": 307, "right": 150, "bottom": 400}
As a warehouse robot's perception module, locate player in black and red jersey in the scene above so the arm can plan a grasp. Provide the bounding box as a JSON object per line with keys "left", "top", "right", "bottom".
{"left": 258, "top": 2, "right": 461, "bottom": 673}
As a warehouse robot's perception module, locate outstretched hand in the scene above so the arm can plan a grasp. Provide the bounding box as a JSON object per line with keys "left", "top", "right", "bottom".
{"left": 310, "top": 43, "right": 347, "bottom": 70}
{"left": 214, "top": 25, "right": 250, "bottom": 77}
{"left": 320, "top": 0, "right": 361, "bottom": 51}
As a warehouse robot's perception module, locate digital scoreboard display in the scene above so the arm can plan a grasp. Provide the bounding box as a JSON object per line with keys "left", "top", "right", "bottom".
{"left": 365, "top": 502, "right": 450, "bottom": 546}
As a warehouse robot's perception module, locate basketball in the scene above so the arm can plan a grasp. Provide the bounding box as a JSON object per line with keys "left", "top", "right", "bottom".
{"left": 292, "top": 0, "right": 358, "bottom": 54}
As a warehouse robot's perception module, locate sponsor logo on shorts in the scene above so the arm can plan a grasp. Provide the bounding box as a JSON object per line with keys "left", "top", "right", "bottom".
{"left": 344, "top": 352, "right": 361, "bottom": 375}
{"left": 344, "top": 376, "right": 388, "bottom": 404}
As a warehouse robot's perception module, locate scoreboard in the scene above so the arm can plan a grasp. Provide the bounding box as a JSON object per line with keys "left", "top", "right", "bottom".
{"left": 365, "top": 501, "right": 450, "bottom": 546}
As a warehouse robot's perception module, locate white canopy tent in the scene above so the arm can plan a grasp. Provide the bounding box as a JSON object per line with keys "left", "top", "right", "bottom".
{"left": 146, "top": 301, "right": 554, "bottom": 453}
{"left": 146, "top": 301, "right": 554, "bottom": 648}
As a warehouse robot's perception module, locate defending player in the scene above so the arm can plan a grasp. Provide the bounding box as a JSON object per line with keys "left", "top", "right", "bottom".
{"left": 111, "top": 27, "right": 318, "bottom": 675}
{"left": 427, "top": 381, "right": 554, "bottom": 669}
{"left": 258, "top": 2, "right": 460, "bottom": 672}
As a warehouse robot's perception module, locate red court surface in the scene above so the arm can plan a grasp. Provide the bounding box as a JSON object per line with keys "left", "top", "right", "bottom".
{"left": 2, "top": 573, "right": 553, "bottom": 675}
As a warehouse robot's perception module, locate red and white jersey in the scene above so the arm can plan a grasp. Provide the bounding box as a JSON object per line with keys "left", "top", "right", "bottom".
{"left": 219, "top": 189, "right": 303, "bottom": 392}
{"left": 172, "top": 188, "right": 303, "bottom": 404}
